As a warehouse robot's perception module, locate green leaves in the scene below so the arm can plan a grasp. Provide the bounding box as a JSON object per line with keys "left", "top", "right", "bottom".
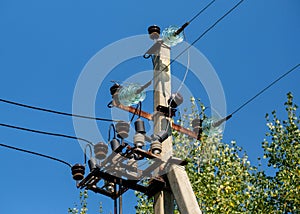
{"left": 68, "top": 190, "right": 89, "bottom": 214}
{"left": 136, "top": 93, "right": 299, "bottom": 213}
{"left": 262, "top": 92, "right": 300, "bottom": 213}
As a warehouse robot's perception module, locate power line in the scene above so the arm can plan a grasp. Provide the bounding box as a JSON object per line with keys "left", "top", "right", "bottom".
{"left": 213, "top": 63, "right": 300, "bottom": 126}
{"left": 0, "top": 98, "right": 121, "bottom": 122}
{"left": 230, "top": 63, "right": 300, "bottom": 116}
{"left": 170, "top": 0, "right": 245, "bottom": 69}
{"left": 142, "top": 0, "right": 245, "bottom": 89}
{"left": 189, "top": 0, "right": 217, "bottom": 23}
{"left": 0, "top": 142, "right": 72, "bottom": 168}
{"left": 174, "top": 0, "right": 217, "bottom": 35}
{"left": 0, "top": 123, "right": 94, "bottom": 146}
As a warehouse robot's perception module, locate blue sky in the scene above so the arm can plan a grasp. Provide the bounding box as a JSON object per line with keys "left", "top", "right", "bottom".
{"left": 0, "top": 0, "right": 299, "bottom": 213}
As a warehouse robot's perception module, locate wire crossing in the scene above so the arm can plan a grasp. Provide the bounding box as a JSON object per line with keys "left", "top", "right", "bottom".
{"left": 0, "top": 98, "right": 121, "bottom": 122}
{"left": 0, "top": 142, "right": 72, "bottom": 168}
{"left": 0, "top": 123, "right": 94, "bottom": 146}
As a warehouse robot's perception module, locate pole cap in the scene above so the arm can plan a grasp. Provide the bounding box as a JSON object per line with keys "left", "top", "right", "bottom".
{"left": 148, "top": 25, "right": 160, "bottom": 40}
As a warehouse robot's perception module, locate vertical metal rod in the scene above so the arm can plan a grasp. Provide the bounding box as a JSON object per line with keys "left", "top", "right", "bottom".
{"left": 119, "top": 181, "right": 123, "bottom": 214}
{"left": 114, "top": 180, "right": 118, "bottom": 214}
{"left": 119, "top": 193, "right": 122, "bottom": 214}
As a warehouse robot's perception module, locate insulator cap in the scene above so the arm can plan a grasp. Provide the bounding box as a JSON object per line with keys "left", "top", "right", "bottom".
{"left": 71, "top": 164, "right": 85, "bottom": 181}
{"left": 110, "top": 83, "right": 120, "bottom": 95}
{"left": 148, "top": 25, "right": 160, "bottom": 40}
{"left": 134, "top": 118, "right": 146, "bottom": 134}
{"left": 110, "top": 138, "right": 121, "bottom": 152}
{"left": 134, "top": 133, "right": 145, "bottom": 148}
{"left": 151, "top": 140, "right": 162, "bottom": 154}
{"left": 94, "top": 142, "right": 108, "bottom": 160}
{"left": 168, "top": 93, "right": 183, "bottom": 108}
{"left": 192, "top": 118, "right": 203, "bottom": 136}
{"left": 116, "top": 121, "right": 130, "bottom": 139}
{"left": 152, "top": 130, "right": 169, "bottom": 143}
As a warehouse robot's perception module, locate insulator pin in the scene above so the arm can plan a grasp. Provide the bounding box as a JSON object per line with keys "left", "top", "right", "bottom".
{"left": 134, "top": 118, "right": 146, "bottom": 134}
{"left": 168, "top": 93, "right": 183, "bottom": 108}
{"left": 71, "top": 164, "right": 85, "bottom": 181}
{"left": 94, "top": 142, "right": 108, "bottom": 160}
{"left": 116, "top": 121, "right": 130, "bottom": 139}
{"left": 151, "top": 140, "right": 162, "bottom": 154}
{"left": 134, "top": 133, "right": 145, "bottom": 148}
{"left": 192, "top": 118, "right": 203, "bottom": 136}
{"left": 110, "top": 138, "right": 121, "bottom": 152}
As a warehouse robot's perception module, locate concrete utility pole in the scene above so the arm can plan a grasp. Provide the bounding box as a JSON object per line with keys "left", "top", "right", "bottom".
{"left": 150, "top": 26, "right": 202, "bottom": 214}
{"left": 152, "top": 36, "right": 174, "bottom": 214}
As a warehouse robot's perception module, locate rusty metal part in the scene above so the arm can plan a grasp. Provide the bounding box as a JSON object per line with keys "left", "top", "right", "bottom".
{"left": 113, "top": 101, "right": 198, "bottom": 139}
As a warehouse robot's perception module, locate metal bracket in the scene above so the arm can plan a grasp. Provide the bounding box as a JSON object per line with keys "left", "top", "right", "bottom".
{"left": 156, "top": 105, "right": 176, "bottom": 117}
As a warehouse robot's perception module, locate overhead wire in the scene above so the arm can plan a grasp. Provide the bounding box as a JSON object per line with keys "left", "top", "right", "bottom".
{"left": 0, "top": 142, "right": 72, "bottom": 168}
{"left": 230, "top": 63, "right": 300, "bottom": 116}
{"left": 174, "top": 0, "right": 217, "bottom": 35}
{"left": 210, "top": 63, "right": 300, "bottom": 127}
{"left": 168, "top": 0, "right": 245, "bottom": 73}
{"left": 175, "top": 33, "right": 190, "bottom": 95}
{"left": 0, "top": 123, "right": 94, "bottom": 146}
{"left": 0, "top": 98, "right": 121, "bottom": 122}
{"left": 141, "top": 0, "right": 245, "bottom": 90}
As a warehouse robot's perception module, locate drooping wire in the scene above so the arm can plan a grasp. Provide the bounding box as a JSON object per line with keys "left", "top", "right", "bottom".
{"left": 0, "top": 123, "right": 94, "bottom": 146}
{"left": 140, "top": 0, "right": 245, "bottom": 91}
{"left": 84, "top": 144, "right": 93, "bottom": 165}
{"left": 230, "top": 63, "right": 300, "bottom": 116}
{"left": 0, "top": 142, "right": 72, "bottom": 168}
{"left": 0, "top": 98, "right": 121, "bottom": 122}
{"left": 129, "top": 101, "right": 142, "bottom": 123}
{"left": 108, "top": 123, "right": 116, "bottom": 143}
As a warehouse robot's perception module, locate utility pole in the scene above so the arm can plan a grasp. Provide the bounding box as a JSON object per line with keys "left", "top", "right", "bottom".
{"left": 152, "top": 30, "right": 174, "bottom": 214}
{"left": 149, "top": 25, "right": 202, "bottom": 214}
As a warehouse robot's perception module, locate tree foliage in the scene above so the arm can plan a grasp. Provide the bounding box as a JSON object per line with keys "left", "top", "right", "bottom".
{"left": 136, "top": 93, "right": 300, "bottom": 213}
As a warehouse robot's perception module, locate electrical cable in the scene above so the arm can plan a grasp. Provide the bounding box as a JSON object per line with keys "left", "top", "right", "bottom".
{"left": 0, "top": 98, "right": 121, "bottom": 122}
{"left": 174, "top": 0, "right": 217, "bottom": 35}
{"left": 0, "top": 142, "right": 72, "bottom": 168}
{"left": 0, "top": 123, "right": 94, "bottom": 146}
{"left": 84, "top": 144, "right": 93, "bottom": 165}
{"left": 140, "top": 0, "right": 245, "bottom": 91}
{"left": 129, "top": 102, "right": 142, "bottom": 123}
{"left": 211, "top": 63, "right": 300, "bottom": 127}
{"left": 230, "top": 63, "right": 300, "bottom": 116}
{"left": 108, "top": 123, "right": 116, "bottom": 143}
{"left": 175, "top": 38, "right": 190, "bottom": 94}
{"left": 189, "top": 0, "right": 217, "bottom": 24}
{"left": 169, "top": 0, "right": 245, "bottom": 72}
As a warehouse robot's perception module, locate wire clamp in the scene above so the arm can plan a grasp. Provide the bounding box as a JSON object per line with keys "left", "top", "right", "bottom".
{"left": 156, "top": 105, "right": 176, "bottom": 117}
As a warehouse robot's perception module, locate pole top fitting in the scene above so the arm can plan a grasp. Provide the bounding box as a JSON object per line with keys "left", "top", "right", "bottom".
{"left": 148, "top": 25, "right": 160, "bottom": 40}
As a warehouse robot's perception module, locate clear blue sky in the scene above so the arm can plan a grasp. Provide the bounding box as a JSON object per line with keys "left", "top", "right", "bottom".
{"left": 0, "top": 0, "right": 299, "bottom": 213}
